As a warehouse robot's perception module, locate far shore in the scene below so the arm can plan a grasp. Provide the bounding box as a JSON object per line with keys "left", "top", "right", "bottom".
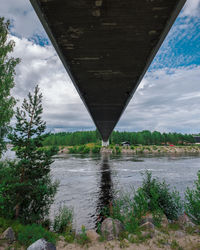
{"left": 57, "top": 144, "right": 200, "bottom": 155}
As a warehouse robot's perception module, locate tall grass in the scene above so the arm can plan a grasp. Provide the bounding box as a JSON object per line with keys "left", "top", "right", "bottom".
{"left": 102, "top": 171, "right": 182, "bottom": 233}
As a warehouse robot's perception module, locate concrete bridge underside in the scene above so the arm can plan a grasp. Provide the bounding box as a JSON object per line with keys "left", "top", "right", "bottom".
{"left": 30, "top": 0, "right": 186, "bottom": 141}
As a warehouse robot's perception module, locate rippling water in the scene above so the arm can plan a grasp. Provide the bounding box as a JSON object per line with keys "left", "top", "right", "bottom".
{"left": 3, "top": 149, "right": 200, "bottom": 231}
{"left": 50, "top": 153, "right": 200, "bottom": 231}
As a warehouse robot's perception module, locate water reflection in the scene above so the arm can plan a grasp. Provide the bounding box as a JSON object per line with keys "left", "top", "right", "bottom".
{"left": 95, "top": 154, "right": 113, "bottom": 226}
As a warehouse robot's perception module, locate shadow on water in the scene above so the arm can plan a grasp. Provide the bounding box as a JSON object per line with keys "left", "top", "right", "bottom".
{"left": 95, "top": 154, "right": 113, "bottom": 227}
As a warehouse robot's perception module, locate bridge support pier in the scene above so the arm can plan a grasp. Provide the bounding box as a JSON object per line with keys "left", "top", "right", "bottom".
{"left": 102, "top": 140, "right": 109, "bottom": 147}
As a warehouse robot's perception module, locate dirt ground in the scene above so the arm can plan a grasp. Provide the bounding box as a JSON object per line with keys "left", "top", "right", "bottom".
{"left": 56, "top": 233, "right": 200, "bottom": 250}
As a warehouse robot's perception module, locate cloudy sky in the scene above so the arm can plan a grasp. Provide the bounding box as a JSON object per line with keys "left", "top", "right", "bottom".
{"left": 1, "top": 0, "right": 200, "bottom": 134}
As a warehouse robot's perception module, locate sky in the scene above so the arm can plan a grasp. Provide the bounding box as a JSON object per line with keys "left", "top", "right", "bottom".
{"left": 1, "top": 0, "right": 200, "bottom": 134}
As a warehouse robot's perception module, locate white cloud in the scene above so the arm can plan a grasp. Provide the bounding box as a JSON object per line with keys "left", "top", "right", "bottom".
{"left": 117, "top": 66, "right": 200, "bottom": 133}
{"left": 10, "top": 36, "right": 94, "bottom": 132}
{"left": 2, "top": 0, "right": 200, "bottom": 134}
{"left": 10, "top": 35, "right": 200, "bottom": 134}
{"left": 0, "top": 0, "right": 47, "bottom": 39}
{"left": 182, "top": 0, "right": 200, "bottom": 17}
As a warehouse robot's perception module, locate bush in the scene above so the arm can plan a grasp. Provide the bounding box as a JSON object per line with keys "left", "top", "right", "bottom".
{"left": 53, "top": 205, "right": 73, "bottom": 233}
{"left": 77, "top": 145, "right": 85, "bottom": 153}
{"left": 140, "top": 171, "right": 182, "bottom": 220}
{"left": 115, "top": 146, "right": 121, "bottom": 154}
{"left": 76, "top": 225, "right": 90, "bottom": 245}
{"left": 0, "top": 160, "right": 19, "bottom": 219}
{"left": 82, "top": 146, "right": 90, "bottom": 154}
{"left": 102, "top": 190, "right": 149, "bottom": 233}
{"left": 185, "top": 171, "right": 200, "bottom": 224}
{"left": 103, "top": 171, "right": 182, "bottom": 234}
{"left": 68, "top": 146, "right": 78, "bottom": 153}
{"left": 17, "top": 223, "right": 56, "bottom": 247}
{"left": 91, "top": 146, "right": 101, "bottom": 154}
{"left": 68, "top": 145, "right": 90, "bottom": 154}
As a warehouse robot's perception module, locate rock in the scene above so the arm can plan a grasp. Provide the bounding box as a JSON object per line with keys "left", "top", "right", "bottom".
{"left": 140, "top": 212, "right": 168, "bottom": 227}
{"left": 128, "top": 234, "right": 135, "bottom": 241}
{"left": 141, "top": 231, "right": 154, "bottom": 238}
{"left": 1, "top": 227, "right": 15, "bottom": 243}
{"left": 140, "top": 221, "right": 155, "bottom": 231}
{"left": 58, "top": 236, "right": 65, "bottom": 241}
{"left": 86, "top": 230, "right": 99, "bottom": 242}
{"left": 194, "top": 228, "right": 200, "bottom": 234}
{"left": 140, "top": 213, "right": 154, "bottom": 225}
{"left": 27, "top": 238, "right": 56, "bottom": 250}
{"left": 178, "top": 213, "right": 195, "bottom": 228}
{"left": 161, "top": 214, "right": 168, "bottom": 227}
{"left": 174, "top": 231, "right": 185, "bottom": 238}
{"left": 123, "top": 239, "right": 129, "bottom": 244}
{"left": 101, "top": 218, "right": 124, "bottom": 240}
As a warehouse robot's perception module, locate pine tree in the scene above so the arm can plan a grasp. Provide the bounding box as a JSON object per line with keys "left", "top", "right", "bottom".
{"left": 0, "top": 17, "right": 20, "bottom": 157}
{"left": 7, "top": 85, "right": 58, "bottom": 223}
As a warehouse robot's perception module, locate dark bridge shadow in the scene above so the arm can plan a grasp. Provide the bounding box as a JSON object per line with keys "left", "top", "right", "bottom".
{"left": 95, "top": 154, "right": 113, "bottom": 227}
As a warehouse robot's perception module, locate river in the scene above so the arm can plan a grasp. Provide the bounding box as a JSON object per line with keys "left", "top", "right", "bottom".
{"left": 49, "top": 153, "right": 200, "bottom": 231}
{"left": 3, "top": 150, "right": 200, "bottom": 231}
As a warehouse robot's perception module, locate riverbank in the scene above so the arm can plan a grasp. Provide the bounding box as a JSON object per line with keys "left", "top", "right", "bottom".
{"left": 1, "top": 214, "right": 200, "bottom": 250}
{"left": 58, "top": 144, "right": 200, "bottom": 155}
{"left": 2, "top": 169, "right": 200, "bottom": 249}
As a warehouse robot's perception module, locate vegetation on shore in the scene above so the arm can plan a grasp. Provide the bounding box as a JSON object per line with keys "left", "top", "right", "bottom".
{"left": 57, "top": 144, "right": 200, "bottom": 156}
{"left": 42, "top": 130, "right": 195, "bottom": 147}
{"left": 1, "top": 170, "right": 200, "bottom": 249}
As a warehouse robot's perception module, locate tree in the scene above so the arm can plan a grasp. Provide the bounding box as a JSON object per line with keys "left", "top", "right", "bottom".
{"left": 2, "top": 85, "right": 58, "bottom": 223}
{"left": 0, "top": 17, "right": 20, "bottom": 157}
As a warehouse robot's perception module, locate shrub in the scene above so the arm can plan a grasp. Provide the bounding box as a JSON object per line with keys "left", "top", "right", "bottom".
{"left": 185, "top": 171, "right": 200, "bottom": 224}
{"left": 0, "top": 160, "right": 19, "bottom": 219}
{"left": 141, "top": 171, "right": 182, "bottom": 220}
{"left": 53, "top": 205, "right": 73, "bottom": 233}
{"left": 77, "top": 145, "right": 85, "bottom": 153}
{"left": 82, "top": 146, "right": 90, "bottom": 154}
{"left": 91, "top": 146, "right": 101, "bottom": 154}
{"left": 104, "top": 171, "right": 182, "bottom": 234}
{"left": 76, "top": 225, "right": 90, "bottom": 245}
{"left": 102, "top": 190, "right": 149, "bottom": 233}
{"left": 68, "top": 146, "right": 78, "bottom": 154}
{"left": 115, "top": 146, "right": 121, "bottom": 154}
{"left": 17, "top": 223, "right": 56, "bottom": 247}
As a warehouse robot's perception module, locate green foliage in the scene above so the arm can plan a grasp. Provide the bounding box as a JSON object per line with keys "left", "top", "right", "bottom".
{"left": 0, "top": 17, "right": 20, "bottom": 157}
{"left": 185, "top": 171, "right": 200, "bottom": 224}
{"left": 42, "top": 130, "right": 195, "bottom": 147}
{"left": 0, "top": 160, "right": 20, "bottom": 218}
{"left": 0, "top": 217, "right": 56, "bottom": 247}
{"left": 91, "top": 145, "right": 101, "bottom": 154}
{"left": 140, "top": 171, "right": 182, "bottom": 220}
{"left": 102, "top": 190, "right": 148, "bottom": 234}
{"left": 76, "top": 225, "right": 90, "bottom": 245}
{"left": 103, "top": 171, "right": 182, "bottom": 234}
{"left": 68, "top": 145, "right": 90, "bottom": 154}
{"left": 68, "top": 146, "right": 78, "bottom": 154}
{"left": 82, "top": 146, "right": 90, "bottom": 154}
{"left": 53, "top": 205, "right": 73, "bottom": 233}
{"left": 115, "top": 146, "right": 121, "bottom": 154}
{"left": 17, "top": 223, "right": 56, "bottom": 247}
{"left": 65, "top": 228, "right": 75, "bottom": 243}
{"left": 1, "top": 86, "right": 58, "bottom": 223}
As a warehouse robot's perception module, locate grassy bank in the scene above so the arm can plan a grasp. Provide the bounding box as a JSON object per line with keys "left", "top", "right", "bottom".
{"left": 2, "top": 170, "right": 200, "bottom": 249}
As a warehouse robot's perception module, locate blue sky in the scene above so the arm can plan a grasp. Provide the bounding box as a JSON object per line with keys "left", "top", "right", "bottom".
{"left": 1, "top": 0, "right": 200, "bottom": 134}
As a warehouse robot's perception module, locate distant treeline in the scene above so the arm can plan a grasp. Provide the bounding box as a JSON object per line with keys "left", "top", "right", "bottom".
{"left": 42, "top": 130, "right": 195, "bottom": 146}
